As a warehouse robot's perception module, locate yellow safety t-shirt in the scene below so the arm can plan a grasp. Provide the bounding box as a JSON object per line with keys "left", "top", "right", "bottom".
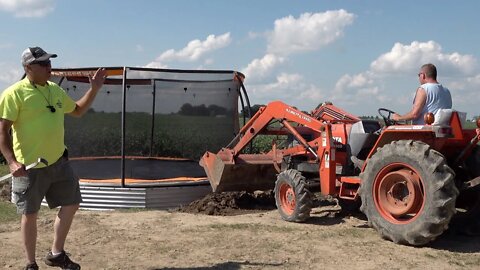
{"left": 0, "top": 78, "right": 76, "bottom": 167}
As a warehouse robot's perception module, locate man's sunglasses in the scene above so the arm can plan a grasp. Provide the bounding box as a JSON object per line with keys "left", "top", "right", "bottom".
{"left": 31, "top": 60, "right": 51, "bottom": 67}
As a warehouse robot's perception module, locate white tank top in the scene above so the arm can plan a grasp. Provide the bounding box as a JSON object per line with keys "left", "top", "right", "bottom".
{"left": 413, "top": 83, "right": 452, "bottom": 124}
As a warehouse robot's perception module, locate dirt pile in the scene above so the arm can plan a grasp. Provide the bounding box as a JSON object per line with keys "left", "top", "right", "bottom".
{"left": 178, "top": 190, "right": 276, "bottom": 215}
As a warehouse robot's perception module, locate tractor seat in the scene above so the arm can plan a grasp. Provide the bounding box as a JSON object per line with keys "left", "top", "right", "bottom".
{"left": 433, "top": 109, "right": 453, "bottom": 126}
{"left": 433, "top": 109, "right": 467, "bottom": 127}
{"left": 348, "top": 120, "right": 381, "bottom": 160}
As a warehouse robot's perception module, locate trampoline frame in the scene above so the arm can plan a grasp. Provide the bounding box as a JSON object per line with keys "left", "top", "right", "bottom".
{"left": 46, "top": 66, "right": 252, "bottom": 187}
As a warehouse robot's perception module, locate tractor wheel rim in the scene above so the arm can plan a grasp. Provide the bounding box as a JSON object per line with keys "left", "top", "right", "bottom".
{"left": 279, "top": 183, "right": 295, "bottom": 214}
{"left": 374, "top": 164, "right": 424, "bottom": 224}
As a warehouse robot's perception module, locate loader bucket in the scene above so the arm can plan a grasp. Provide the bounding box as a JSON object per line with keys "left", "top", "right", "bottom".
{"left": 200, "top": 152, "right": 278, "bottom": 192}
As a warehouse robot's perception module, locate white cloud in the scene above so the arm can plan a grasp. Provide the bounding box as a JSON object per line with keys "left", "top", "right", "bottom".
{"left": 335, "top": 72, "right": 375, "bottom": 90}
{"left": 248, "top": 73, "right": 302, "bottom": 100}
{"left": 332, "top": 71, "right": 388, "bottom": 105}
{"left": 247, "top": 73, "right": 325, "bottom": 110}
{"left": 144, "top": 61, "right": 168, "bottom": 69}
{"left": 145, "top": 32, "right": 231, "bottom": 69}
{"left": 466, "top": 74, "right": 480, "bottom": 86}
{"left": 0, "top": 0, "right": 55, "bottom": 18}
{"left": 144, "top": 10, "right": 355, "bottom": 109}
{"left": 193, "top": 59, "right": 215, "bottom": 70}
{"left": 371, "top": 41, "right": 477, "bottom": 76}
{"left": 0, "top": 63, "right": 22, "bottom": 88}
{"left": 240, "top": 10, "right": 355, "bottom": 110}
{"left": 297, "top": 85, "right": 325, "bottom": 105}
{"left": 241, "top": 54, "right": 285, "bottom": 82}
{"left": 157, "top": 32, "right": 231, "bottom": 62}
{"left": 334, "top": 41, "right": 480, "bottom": 116}
{"left": 447, "top": 74, "right": 480, "bottom": 111}
{"left": 268, "top": 10, "right": 355, "bottom": 55}
{"left": 203, "top": 58, "right": 214, "bottom": 66}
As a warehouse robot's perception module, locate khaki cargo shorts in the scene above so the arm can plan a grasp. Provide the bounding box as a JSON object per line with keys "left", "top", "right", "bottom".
{"left": 11, "top": 156, "right": 82, "bottom": 214}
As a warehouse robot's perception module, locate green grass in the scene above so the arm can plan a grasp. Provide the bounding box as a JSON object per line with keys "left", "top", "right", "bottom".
{"left": 0, "top": 164, "right": 17, "bottom": 223}
{"left": 0, "top": 201, "right": 18, "bottom": 223}
{"left": 0, "top": 164, "right": 9, "bottom": 176}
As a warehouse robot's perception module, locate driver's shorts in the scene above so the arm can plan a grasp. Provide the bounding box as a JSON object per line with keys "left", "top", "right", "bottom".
{"left": 11, "top": 156, "right": 82, "bottom": 214}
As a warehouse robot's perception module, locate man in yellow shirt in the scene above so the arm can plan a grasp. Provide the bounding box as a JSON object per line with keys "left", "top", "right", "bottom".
{"left": 0, "top": 47, "right": 107, "bottom": 270}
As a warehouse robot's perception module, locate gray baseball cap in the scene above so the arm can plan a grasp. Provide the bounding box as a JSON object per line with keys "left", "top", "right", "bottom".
{"left": 21, "top": 47, "right": 57, "bottom": 66}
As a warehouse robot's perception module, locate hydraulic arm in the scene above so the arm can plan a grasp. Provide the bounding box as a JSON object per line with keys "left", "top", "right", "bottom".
{"left": 200, "top": 101, "right": 337, "bottom": 192}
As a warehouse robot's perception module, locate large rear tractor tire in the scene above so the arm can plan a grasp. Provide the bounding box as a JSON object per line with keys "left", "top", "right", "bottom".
{"left": 274, "top": 169, "right": 312, "bottom": 222}
{"left": 359, "top": 140, "right": 458, "bottom": 246}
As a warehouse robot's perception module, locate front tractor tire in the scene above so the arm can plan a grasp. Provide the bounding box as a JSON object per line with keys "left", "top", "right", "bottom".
{"left": 274, "top": 169, "right": 312, "bottom": 222}
{"left": 359, "top": 140, "right": 458, "bottom": 246}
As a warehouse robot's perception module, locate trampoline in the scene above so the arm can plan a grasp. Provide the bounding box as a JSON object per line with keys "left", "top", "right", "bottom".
{"left": 42, "top": 67, "right": 251, "bottom": 210}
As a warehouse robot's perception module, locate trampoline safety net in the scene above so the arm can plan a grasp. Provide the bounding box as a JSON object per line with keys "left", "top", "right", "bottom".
{"left": 50, "top": 67, "right": 243, "bottom": 182}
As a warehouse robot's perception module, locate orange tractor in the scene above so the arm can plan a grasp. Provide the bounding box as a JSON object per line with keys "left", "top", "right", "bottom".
{"left": 200, "top": 101, "right": 480, "bottom": 245}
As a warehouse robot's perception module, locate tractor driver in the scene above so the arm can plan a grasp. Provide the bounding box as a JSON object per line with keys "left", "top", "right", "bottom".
{"left": 392, "top": 63, "right": 452, "bottom": 124}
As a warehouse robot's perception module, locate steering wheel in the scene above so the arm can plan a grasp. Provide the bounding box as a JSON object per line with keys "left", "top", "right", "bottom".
{"left": 378, "top": 108, "right": 399, "bottom": 126}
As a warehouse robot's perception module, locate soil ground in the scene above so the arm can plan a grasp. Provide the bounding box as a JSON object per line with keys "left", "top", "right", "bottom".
{"left": 1, "top": 187, "right": 480, "bottom": 270}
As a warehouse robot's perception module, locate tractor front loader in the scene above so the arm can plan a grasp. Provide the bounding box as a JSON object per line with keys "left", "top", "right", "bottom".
{"left": 199, "top": 101, "right": 480, "bottom": 245}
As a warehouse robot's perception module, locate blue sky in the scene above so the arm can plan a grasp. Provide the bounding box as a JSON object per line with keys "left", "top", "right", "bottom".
{"left": 1, "top": 0, "right": 480, "bottom": 118}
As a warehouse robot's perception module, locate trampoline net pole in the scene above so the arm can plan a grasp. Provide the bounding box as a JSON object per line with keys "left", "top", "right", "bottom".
{"left": 121, "top": 67, "right": 127, "bottom": 188}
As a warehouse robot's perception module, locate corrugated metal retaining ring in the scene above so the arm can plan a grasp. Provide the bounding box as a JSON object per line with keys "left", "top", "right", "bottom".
{"left": 42, "top": 181, "right": 212, "bottom": 211}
